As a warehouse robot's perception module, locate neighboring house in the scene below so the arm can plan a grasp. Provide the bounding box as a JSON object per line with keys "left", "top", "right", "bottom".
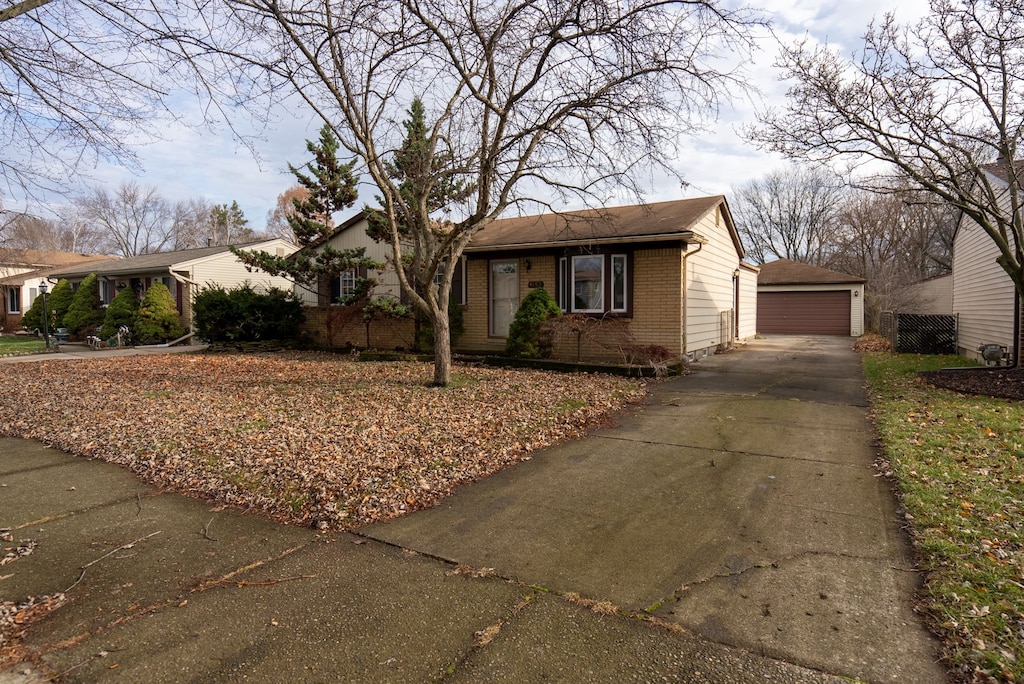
{"left": 951, "top": 163, "right": 1021, "bottom": 363}
{"left": 906, "top": 273, "right": 953, "bottom": 315}
{"left": 291, "top": 212, "right": 404, "bottom": 306}
{"left": 48, "top": 239, "right": 299, "bottom": 338}
{"left": 757, "top": 259, "right": 866, "bottom": 337}
{"left": 460, "top": 196, "right": 758, "bottom": 363}
{"left": 0, "top": 251, "right": 111, "bottom": 332}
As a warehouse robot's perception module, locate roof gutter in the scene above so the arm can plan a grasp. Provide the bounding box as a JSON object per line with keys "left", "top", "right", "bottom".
{"left": 464, "top": 230, "right": 706, "bottom": 253}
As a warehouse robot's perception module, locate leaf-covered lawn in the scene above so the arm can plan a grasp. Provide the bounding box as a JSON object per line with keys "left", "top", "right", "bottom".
{"left": 0, "top": 352, "right": 646, "bottom": 530}
{"left": 864, "top": 353, "right": 1024, "bottom": 683}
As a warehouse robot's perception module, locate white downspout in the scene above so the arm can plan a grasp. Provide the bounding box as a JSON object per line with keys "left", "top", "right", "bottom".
{"left": 680, "top": 240, "right": 704, "bottom": 359}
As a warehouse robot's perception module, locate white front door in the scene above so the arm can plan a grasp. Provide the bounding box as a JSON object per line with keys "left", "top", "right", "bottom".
{"left": 490, "top": 260, "right": 519, "bottom": 337}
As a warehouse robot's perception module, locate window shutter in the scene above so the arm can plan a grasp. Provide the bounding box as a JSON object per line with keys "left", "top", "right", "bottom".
{"left": 452, "top": 257, "right": 466, "bottom": 305}
{"left": 329, "top": 274, "right": 341, "bottom": 304}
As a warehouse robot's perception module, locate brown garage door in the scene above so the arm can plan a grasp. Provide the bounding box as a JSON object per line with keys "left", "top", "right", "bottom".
{"left": 758, "top": 291, "right": 851, "bottom": 335}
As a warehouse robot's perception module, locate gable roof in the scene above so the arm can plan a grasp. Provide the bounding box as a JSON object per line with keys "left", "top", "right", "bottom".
{"left": 0, "top": 248, "right": 109, "bottom": 269}
{"left": 48, "top": 241, "right": 277, "bottom": 279}
{"left": 0, "top": 256, "right": 113, "bottom": 286}
{"left": 465, "top": 196, "right": 739, "bottom": 252}
{"left": 757, "top": 259, "right": 865, "bottom": 285}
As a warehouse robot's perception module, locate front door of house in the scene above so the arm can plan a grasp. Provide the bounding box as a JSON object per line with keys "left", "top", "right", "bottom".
{"left": 490, "top": 260, "right": 519, "bottom": 337}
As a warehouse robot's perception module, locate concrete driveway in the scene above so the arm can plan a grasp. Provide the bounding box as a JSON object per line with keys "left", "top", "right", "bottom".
{"left": 0, "top": 335, "right": 946, "bottom": 683}
{"left": 364, "top": 335, "right": 947, "bottom": 683}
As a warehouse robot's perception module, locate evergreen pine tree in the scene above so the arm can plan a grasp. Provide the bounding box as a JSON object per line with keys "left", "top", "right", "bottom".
{"left": 100, "top": 286, "right": 140, "bottom": 339}
{"left": 47, "top": 279, "right": 74, "bottom": 330}
{"left": 287, "top": 124, "right": 358, "bottom": 246}
{"left": 62, "top": 273, "right": 105, "bottom": 337}
{"left": 135, "top": 283, "right": 184, "bottom": 344}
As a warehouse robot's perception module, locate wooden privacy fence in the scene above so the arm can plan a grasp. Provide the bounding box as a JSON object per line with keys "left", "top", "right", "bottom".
{"left": 880, "top": 311, "right": 958, "bottom": 354}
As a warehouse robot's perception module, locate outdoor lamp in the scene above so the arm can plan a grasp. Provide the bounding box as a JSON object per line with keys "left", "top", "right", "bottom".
{"left": 39, "top": 281, "right": 49, "bottom": 350}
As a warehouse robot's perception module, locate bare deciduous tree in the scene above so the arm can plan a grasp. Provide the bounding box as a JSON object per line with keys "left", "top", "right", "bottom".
{"left": 730, "top": 165, "right": 846, "bottom": 265}
{"left": 0, "top": 0, "right": 254, "bottom": 199}
{"left": 77, "top": 182, "right": 174, "bottom": 257}
{"left": 750, "top": 0, "right": 1024, "bottom": 354}
{"left": 828, "top": 184, "right": 955, "bottom": 330}
{"left": 210, "top": 0, "right": 761, "bottom": 385}
{"left": 0, "top": 210, "right": 107, "bottom": 253}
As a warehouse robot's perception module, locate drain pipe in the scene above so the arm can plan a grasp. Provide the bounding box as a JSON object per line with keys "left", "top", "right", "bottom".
{"left": 680, "top": 239, "right": 704, "bottom": 359}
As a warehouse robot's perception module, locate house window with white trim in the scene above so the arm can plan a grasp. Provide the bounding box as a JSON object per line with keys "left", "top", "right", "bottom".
{"left": 557, "top": 252, "right": 631, "bottom": 315}
{"left": 7, "top": 286, "right": 20, "bottom": 314}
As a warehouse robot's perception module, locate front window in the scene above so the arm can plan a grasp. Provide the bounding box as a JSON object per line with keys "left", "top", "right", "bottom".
{"left": 572, "top": 255, "right": 604, "bottom": 312}
{"left": 7, "top": 286, "right": 20, "bottom": 314}
{"left": 557, "top": 252, "right": 630, "bottom": 315}
{"left": 339, "top": 269, "right": 357, "bottom": 298}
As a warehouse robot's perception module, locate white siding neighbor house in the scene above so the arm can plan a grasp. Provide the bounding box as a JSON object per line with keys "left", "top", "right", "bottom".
{"left": 48, "top": 239, "right": 299, "bottom": 337}
{"left": 952, "top": 164, "right": 1020, "bottom": 363}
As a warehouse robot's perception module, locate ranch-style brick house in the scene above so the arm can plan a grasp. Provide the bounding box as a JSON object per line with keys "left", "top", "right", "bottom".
{"left": 300, "top": 196, "right": 758, "bottom": 364}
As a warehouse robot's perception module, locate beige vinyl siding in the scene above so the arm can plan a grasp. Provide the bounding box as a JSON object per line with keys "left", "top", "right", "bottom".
{"left": 684, "top": 207, "right": 742, "bottom": 356}
{"left": 952, "top": 215, "right": 1016, "bottom": 361}
{"left": 737, "top": 266, "right": 758, "bottom": 340}
{"left": 183, "top": 239, "right": 300, "bottom": 295}
{"left": 294, "top": 220, "right": 401, "bottom": 305}
{"left": 907, "top": 274, "right": 953, "bottom": 314}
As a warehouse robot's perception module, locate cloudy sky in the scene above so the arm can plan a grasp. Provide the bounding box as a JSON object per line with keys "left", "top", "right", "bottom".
{"left": 74, "top": 0, "right": 931, "bottom": 230}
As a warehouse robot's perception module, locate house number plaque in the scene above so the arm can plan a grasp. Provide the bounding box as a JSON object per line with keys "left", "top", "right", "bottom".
{"left": 528, "top": 281, "right": 544, "bottom": 288}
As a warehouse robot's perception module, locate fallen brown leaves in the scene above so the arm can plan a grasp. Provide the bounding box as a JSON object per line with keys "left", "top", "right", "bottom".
{"left": 0, "top": 352, "right": 646, "bottom": 530}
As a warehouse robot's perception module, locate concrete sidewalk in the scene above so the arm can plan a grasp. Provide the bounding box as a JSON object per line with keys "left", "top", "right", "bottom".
{"left": 0, "top": 342, "right": 207, "bottom": 364}
{"left": 0, "top": 335, "right": 946, "bottom": 682}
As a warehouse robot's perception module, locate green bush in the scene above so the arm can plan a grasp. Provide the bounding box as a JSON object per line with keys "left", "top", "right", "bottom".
{"left": 62, "top": 274, "right": 105, "bottom": 337}
{"left": 100, "top": 287, "right": 140, "bottom": 339}
{"left": 505, "top": 288, "right": 561, "bottom": 358}
{"left": 192, "top": 284, "right": 305, "bottom": 342}
{"left": 135, "top": 283, "right": 185, "bottom": 344}
{"left": 20, "top": 291, "right": 45, "bottom": 332}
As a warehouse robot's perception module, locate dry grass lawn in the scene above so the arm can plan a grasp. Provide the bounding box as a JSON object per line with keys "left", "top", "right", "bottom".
{"left": 0, "top": 352, "right": 647, "bottom": 529}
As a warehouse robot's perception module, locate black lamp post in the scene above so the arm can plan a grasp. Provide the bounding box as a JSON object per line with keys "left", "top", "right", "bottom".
{"left": 39, "top": 281, "right": 49, "bottom": 350}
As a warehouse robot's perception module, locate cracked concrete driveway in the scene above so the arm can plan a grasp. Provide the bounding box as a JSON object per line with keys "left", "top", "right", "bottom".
{"left": 364, "top": 335, "right": 948, "bottom": 683}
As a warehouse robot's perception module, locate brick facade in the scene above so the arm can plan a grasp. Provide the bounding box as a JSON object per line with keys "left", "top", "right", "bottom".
{"left": 299, "top": 306, "right": 416, "bottom": 350}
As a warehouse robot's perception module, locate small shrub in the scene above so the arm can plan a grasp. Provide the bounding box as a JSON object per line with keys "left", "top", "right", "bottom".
{"left": 506, "top": 288, "right": 561, "bottom": 358}
{"left": 135, "top": 283, "right": 185, "bottom": 344}
{"left": 62, "top": 273, "right": 105, "bottom": 337}
{"left": 100, "top": 287, "right": 140, "bottom": 339}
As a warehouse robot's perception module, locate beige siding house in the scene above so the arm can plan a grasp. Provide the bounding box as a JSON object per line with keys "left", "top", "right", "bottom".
{"left": 460, "top": 196, "right": 757, "bottom": 363}
{"left": 906, "top": 274, "right": 953, "bottom": 315}
{"left": 48, "top": 239, "right": 299, "bottom": 337}
{"left": 952, "top": 165, "right": 1020, "bottom": 362}
{"left": 292, "top": 212, "right": 404, "bottom": 306}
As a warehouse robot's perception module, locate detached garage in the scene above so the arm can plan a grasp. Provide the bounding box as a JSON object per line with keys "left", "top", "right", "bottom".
{"left": 757, "top": 259, "right": 865, "bottom": 337}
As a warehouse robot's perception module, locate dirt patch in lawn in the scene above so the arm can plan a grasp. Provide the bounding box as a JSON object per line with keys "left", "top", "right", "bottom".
{"left": 0, "top": 352, "right": 647, "bottom": 529}
{"left": 920, "top": 365, "right": 1024, "bottom": 400}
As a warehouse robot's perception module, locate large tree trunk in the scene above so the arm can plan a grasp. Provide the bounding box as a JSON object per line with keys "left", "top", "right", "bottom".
{"left": 432, "top": 306, "right": 452, "bottom": 386}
